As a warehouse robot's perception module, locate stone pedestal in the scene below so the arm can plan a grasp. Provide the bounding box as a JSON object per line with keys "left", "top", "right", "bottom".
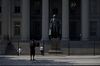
{"left": 48, "top": 38, "right": 62, "bottom": 54}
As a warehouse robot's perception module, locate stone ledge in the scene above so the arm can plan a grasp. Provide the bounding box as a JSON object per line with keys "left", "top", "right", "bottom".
{"left": 48, "top": 50, "right": 62, "bottom": 54}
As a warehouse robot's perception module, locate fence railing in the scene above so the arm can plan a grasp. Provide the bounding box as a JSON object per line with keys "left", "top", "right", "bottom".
{"left": 1, "top": 38, "right": 100, "bottom": 55}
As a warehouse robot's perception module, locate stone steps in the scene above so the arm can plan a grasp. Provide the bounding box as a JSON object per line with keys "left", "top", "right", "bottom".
{"left": 0, "top": 40, "right": 8, "bottom": 54}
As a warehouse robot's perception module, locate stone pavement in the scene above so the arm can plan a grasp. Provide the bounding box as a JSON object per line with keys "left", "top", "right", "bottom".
{"left": 0, "top": 55, "right": 100, "bottom": 66}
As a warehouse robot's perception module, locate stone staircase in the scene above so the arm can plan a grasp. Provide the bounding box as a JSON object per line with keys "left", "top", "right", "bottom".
{"left": 5, "top": 42, "right": 17, "bottom": 55}
{"left": 0, "top": 40, "right": 8, "bottom": 55}
{"left": 48, "top": 38, "right": 62, "bottom": 54}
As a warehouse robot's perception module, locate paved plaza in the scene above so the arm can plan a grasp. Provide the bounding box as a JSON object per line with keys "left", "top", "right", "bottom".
{"left": 0, "top": 55, "right": 100, "bottom": 66}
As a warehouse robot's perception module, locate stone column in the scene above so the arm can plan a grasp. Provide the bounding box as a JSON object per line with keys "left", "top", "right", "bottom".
{"left": 62, "top": 0, "right": 69, "bottom": 40}
{"left": 22, "top": 0, "right": 30, "bottom": 40}
{"left": 0, "top": 0, "right": 9, "bottom": 54}
{"left": 2, "top": 0, "right": 9, "bottom": 37}
{"left": 42, "top": 0, "right": 49, "bottom": 40}
{"left": 82, "top": 0, "right": 89, "bottom": 40}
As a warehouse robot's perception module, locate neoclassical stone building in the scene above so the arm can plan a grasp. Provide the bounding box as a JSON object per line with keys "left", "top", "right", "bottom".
{"left": 0, "top": 0, "right": 100, "bottom": 55}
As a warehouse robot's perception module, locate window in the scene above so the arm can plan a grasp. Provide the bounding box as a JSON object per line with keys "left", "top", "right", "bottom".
{"left": 14, "top": 22, "right": 21, "bottom": 36}
{"left": 11, "top": 0, "right": 21, "bottom": 14}
{"left": 89, "top": 0, "right": 97, "bottom": 15}
{"left": 90, "top": 21, "right": 97, "bottom": 36}
{"left": 14, "top": 6, "right": 20, "bottom": 13}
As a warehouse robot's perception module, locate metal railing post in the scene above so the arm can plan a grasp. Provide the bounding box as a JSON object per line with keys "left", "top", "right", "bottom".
{"left": 43, "top": 40, "right": 45, "bottom": 56}
{"left": 94, "top": 40, "right": 95, "bottom": 56}
{"left": 68, "top": 40, "right": 70, "bottom": 56}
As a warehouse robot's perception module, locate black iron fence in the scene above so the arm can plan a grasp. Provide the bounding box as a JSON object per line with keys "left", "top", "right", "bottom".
{"left": 67, "top": 39, "right": 100, "bottom": 56}
{"left": 1, "top": 38, "right": 100, "bottom": 55}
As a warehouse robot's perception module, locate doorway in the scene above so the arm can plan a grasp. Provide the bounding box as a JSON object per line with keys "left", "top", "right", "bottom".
{"left": 30, "top": 0, "right": 42, "bottom": 40}
{"left": 69, "top": 0, "right": 81, "bottom": 41}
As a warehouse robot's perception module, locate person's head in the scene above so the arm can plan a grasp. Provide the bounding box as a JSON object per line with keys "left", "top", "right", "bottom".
{"left": 53, "top": 14, "right": 56, "bottom": 18}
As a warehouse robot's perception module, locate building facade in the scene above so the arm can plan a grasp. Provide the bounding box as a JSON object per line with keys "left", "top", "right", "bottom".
{"left": 0, "top": 0, "right": 100, "bottom": 55}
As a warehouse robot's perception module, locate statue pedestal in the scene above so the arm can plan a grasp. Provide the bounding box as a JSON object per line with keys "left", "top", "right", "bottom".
{"left": 48, "top": 38, "right": 62, "bottom": 54}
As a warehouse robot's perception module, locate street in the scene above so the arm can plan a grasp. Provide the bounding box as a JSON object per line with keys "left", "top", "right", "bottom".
{"left": 0, "top": 55, "right": 100, "bottom": 66}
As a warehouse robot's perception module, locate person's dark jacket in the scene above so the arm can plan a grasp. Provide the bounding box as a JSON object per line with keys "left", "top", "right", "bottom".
{"left": 30, "top": 41, "right": 36, "bottom": 56}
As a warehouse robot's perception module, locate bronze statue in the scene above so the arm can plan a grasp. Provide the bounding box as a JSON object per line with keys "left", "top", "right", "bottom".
{"left": 49, "top": 14, "right": 61, "bottom": 39}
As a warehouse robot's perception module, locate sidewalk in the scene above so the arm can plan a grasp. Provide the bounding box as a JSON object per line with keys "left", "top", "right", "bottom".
{"left": 0, "top": 55, "right": 100, "bottom": 65}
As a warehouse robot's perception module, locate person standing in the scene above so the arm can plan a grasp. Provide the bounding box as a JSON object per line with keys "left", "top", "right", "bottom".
{"left": 30, "top": 40, "right": 36, "bottom": 61}
{"left": 40, "top": 45, "right": 44, "bottom": 55}
{"left": 17, "top": 47, "right": 22, "bottom": 56}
